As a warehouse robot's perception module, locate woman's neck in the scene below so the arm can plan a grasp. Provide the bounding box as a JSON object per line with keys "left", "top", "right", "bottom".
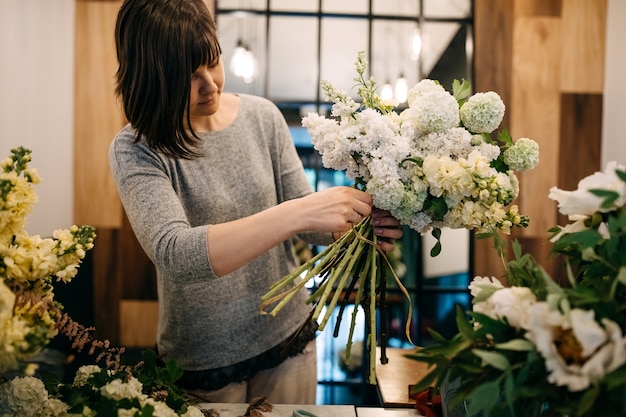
{"left": 192, "top": 93, "right": 240, "bottom": 132}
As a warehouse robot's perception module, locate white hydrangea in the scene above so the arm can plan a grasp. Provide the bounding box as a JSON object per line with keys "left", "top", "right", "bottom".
{"left": 0, "top": 376, "right": 52, "bottom": 417}
{"left": 73, "top": 364, "right": 103, "bottom": 387}
{"left": 406, "top": 79, "right": 446, "bottom": 107}
{"left": 503, "top": 138, "right": 539, "bottom": 171}
{"left": 460, "top": 91, "right": 505, "bottom": 133}
{"left": 100, "top": 377, "right": 146, "bottom": 402}
{"left": 400, "top": 89, "right": 460, "bottom": 136}
{"left": 143, "top": 398, "right": 179, "bottom": 417}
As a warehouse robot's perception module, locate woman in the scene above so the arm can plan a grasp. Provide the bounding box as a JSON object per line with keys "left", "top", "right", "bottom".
{"left": 109, "top": 0, "right": 402, "bottom": 404}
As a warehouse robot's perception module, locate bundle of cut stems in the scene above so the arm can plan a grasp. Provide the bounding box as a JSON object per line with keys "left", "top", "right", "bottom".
{"left": 260, "top": 217, "right": 412, "bottom": 384}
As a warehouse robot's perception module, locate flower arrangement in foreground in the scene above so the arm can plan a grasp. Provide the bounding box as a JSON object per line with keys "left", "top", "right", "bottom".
{"left": 408, "top": 161, "right": 626, "bottom": 417}
{"left": 0, "top": 147, "right": 204, "bottom": 416}
{"left": 0, "top": 147, "right": 96, "bottom": 374}
{"left": 260, "top": 51, "right": 539, "bottom": 383}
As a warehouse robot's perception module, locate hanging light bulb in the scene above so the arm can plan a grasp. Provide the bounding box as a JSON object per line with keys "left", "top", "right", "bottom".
{"left": 395, "top": 74, "right": 408, "bottom": 104}
{"left": 380, "top": 81, "right": 394, "bottom": 101}
{"left": 230, "top": 40, "right": 258, "bottom": 84}
{"left": 410, "top": 27, "right": 422, "bottom": 61}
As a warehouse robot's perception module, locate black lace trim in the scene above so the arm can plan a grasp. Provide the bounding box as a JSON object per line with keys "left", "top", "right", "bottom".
{"left": 176, "top": 319, "right": 318, "bottom": 391}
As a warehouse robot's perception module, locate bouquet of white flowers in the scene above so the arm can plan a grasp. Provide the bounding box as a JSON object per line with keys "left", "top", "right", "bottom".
{"left": 409, "top": 162, "right": 626, "bottom": 417}
{"left": 260, "top": 51, "right": 539, "bottom": 383}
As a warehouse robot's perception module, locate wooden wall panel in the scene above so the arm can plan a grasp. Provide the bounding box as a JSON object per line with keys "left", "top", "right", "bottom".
{"left": 119, "top": 300, "right": 159, "bottom": 347}
{"left": 73, "top": 1, "right": 125, "bottom": 228}
{"left": 560, "top": 0, "right": 607, "bottom": 93}
{"left": 511, "top": 17, "right": 561, "bottom": 237}
{"left": 472, "top": 0, "right": 514, "bottom": 279}
{"left": 473, "top": 0, "right": 607, "bottom": 281}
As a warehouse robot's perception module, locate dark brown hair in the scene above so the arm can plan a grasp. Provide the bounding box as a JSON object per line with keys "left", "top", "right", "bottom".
{"left": 115, "top": 0, "right": 222, "bottom": 159}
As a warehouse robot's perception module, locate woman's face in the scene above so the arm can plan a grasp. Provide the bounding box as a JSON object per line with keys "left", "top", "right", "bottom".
{"left": 187, "top": 57, "right": 225, "bottom": 121}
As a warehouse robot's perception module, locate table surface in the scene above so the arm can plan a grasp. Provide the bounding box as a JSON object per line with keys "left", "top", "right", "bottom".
{"left": 196, "top": 404, "right": 426, "bottom": 417}
{"left": 375, "top": 347, "right": 432, "bottom": 408}
{"left": 356, "top": 407, "right": 424, "bottom": 417}
{"left": 197, "top": 403, "right": 357, "bottom": 417}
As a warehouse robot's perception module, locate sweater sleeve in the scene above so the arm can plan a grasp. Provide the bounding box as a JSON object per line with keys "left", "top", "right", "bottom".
{"left": 108, "top": 127, "right": 214, "bottom": 282}
{"left": 261, "top": 98, "right": 334, "bottom": 247}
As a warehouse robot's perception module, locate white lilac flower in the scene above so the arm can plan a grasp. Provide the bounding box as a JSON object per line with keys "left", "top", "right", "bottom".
{"left": 367, "top": 174, "right": 406, "bottom": 213}
{"left": 473, "top": 142, "right": 501, "bottom": 162}
{"left": 413, "top": 127, "right": 474, "bottom": 160}
{"left": 524, "top": 304, "right": 626, "bottom": 392}
{"left": 548, "top": 161, "right": 626, "bottom": 219}
{"left": 407, "top": 211, "right": 433, "bottom": 234}
{"left": 502, "top": 138, "right": 540, "bottom": 171}
{"left": 460, "top": 91, "right": 505, "bottom": 133}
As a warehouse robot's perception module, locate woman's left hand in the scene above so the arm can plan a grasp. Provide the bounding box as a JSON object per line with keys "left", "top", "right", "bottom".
{"left": 371, "top": 208, "right": 403, "bottom": 252}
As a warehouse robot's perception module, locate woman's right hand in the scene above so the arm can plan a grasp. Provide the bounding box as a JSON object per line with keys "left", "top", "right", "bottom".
{"left": 292, "top": 186, "right": 373, "bottom": 234}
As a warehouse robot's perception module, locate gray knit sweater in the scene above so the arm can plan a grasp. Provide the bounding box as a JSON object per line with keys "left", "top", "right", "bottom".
{"left": 108, "top": 94, "right": 331, "bottom": 370}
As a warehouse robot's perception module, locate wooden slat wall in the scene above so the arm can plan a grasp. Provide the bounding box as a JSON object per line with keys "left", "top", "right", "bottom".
{"left": 473, "top": 0, "right": 606, "bottom": 280}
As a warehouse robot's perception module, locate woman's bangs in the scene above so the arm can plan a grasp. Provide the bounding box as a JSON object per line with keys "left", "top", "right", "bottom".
{"left": 190, "top": 28, "right": 221, "bottom": 70}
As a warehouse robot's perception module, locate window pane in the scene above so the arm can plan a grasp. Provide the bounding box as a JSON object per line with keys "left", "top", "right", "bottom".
{"left": 267, "top": 16, "right": 318, "bottom": 102}
{"left": 218, "top": 13, "right": 267, "bottom": 96}
{"left": 372, "top": 0, "right": 420, "bottom": 16}
{"left": 423, "top": 0, "right": 472, "bottom": 18}
{"left": 371, "top": 20, "right": 420, "bottom": 94}
{"left": 216, "top": 0, "right": 267, "bottom": 11}
{"left": 321, "top": 0, "right": 368, "bottom": 14}
{"left": 320, "top": 18, "right": 369, "bottom": 101}
{"left": 420, "top": 21, "right": 463, "bottom": 79}
{"left": 270, "top": 0, "right": 318, "bottom": 12}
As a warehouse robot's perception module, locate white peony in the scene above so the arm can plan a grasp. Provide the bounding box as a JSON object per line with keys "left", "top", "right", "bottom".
{"left": 470, "top": 278, "right": 536, "bottom": 330}
{"left": 548, "top": 161, "right": 626, "bottom": 219}
{"left": 524, "top": 304, "right": 626, "bottom": 391}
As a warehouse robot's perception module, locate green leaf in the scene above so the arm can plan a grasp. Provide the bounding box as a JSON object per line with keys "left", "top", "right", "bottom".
{"left": 466, "top": 380, "right": 501, "bottom": 417}
{"left": 430, "top": 227, "right": 443, "bottom": 257}
{"left": 494, "top": 339, "right": 534, "bottom": 351}
{"left": 589, "top": 188, "right": 620, "bottom": 209}
{"left": 471, "top": 349, "right": 511, "bottom": 370}
{"left": 455, "top": 305, "right": 476, "bottom": 342}
{"left": 452, "top": 78, "right": 472, "bottom": 103}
